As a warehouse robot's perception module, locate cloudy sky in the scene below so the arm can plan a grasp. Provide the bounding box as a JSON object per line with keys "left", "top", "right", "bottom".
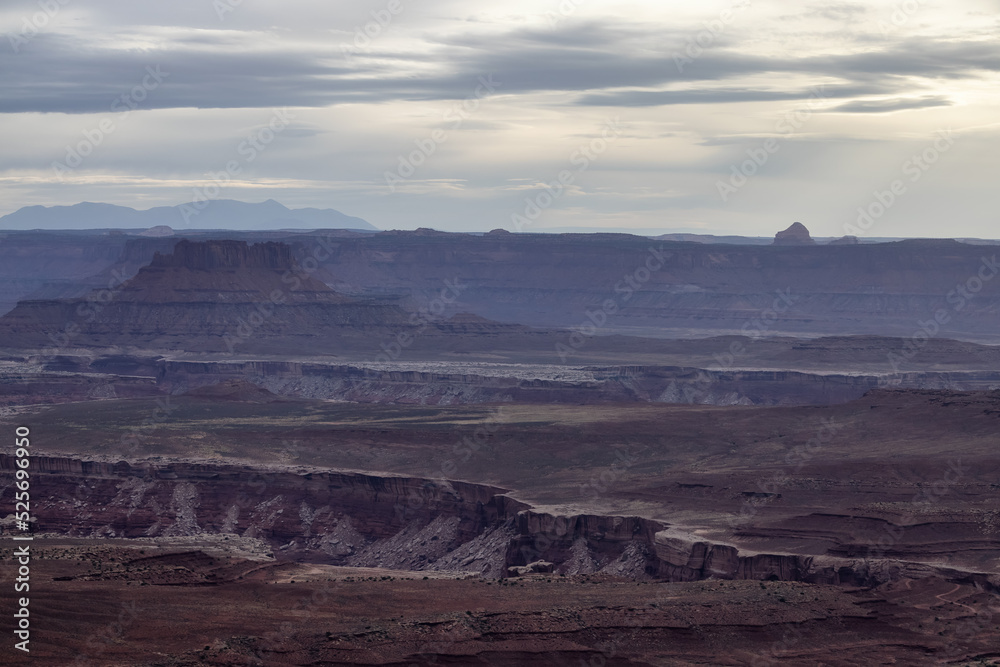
{"left": 1, "top": 0, "right": 998, "bottom": 237}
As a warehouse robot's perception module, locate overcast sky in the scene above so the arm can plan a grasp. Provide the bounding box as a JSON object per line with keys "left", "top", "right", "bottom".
{"left": 1, "top": 0, "right": 998, "bottom": 236}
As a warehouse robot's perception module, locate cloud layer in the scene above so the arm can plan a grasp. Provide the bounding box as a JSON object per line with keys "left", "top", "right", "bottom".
{"left": 1, "top": 0, "right": 998, "bottom": 237}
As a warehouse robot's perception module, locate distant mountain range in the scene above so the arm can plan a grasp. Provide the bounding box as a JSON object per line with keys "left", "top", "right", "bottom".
{"left": 0, "top": 199, "right": 377, "bottom": 231}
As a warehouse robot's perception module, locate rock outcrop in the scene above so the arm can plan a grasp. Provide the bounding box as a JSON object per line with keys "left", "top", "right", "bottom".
{"left": 0, "top": 240, "right": 413, "bottom": 352}
{"left": 6, "top": 454, "right": 992, "bottom": 589}
{"left": 6, "top": 352, "right": 1000, "bottom": 407}
{"left": 139, "top": 225, "right": 175, "bottom": 237}
{"left": 773, "top": 221, "right": 815, "bottom": 245}
{"left": 157, "top": 359, "right": 1000, "bottom": 406}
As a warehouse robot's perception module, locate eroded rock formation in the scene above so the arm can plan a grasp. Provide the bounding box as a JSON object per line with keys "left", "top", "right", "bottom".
{"left": 6, "top": 454, "right": 993, "bottom": 590}
{"left": 773, "top": 221, "right": 815, "bottom": 245}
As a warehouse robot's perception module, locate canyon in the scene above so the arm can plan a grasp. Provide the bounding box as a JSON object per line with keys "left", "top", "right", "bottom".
{"left": 2, "top": 232, "right": 1000, "bottom": 665}
{"left": 4, "top": 387, "right": 1000, "bottom": 664}
{"left": 2, "top": 237, "right": 1000, "bottom": 409}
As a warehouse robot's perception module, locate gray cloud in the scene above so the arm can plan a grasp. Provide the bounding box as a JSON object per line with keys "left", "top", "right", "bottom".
{"left": 828, "top": 95, "right": 954, "bottom": 113}
{"left": 2, "top": 24, "right": 997, "bottom": 114}
{"left": 576, "top": 84, "right": 893, "bottom": 107}
{"left": 804, "top": 1, "right": 869, "bottom": 22}
{"left": 2, "top": 2, "right": 998, "bottom": 239}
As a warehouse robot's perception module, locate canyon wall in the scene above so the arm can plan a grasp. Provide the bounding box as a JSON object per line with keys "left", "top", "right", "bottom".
{"left": 159, "top": 359, "right": 1000, "bottom": 406}
{"left": 4, "top": 455, "right": 985, "bottom": 588}
{"left": 5, "top": 355, "right": 999, "bottom": 407}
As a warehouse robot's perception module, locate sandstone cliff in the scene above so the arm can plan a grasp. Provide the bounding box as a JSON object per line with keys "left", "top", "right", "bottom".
{"left": 5, "top": 454, "right": 992, "bottom": 590}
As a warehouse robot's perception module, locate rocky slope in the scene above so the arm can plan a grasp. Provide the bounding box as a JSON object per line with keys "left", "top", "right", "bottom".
{"left": 5, "top": 454, "right": 996, "bottom": 593}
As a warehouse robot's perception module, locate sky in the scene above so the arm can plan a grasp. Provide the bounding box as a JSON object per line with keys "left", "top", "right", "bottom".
{"left": 1, "top": 0, "right": 998, "bottom": 237}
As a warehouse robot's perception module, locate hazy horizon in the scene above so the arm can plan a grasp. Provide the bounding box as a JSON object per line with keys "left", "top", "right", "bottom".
{"left": 3, "top": 198, "right": 998, "bottom": 240}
